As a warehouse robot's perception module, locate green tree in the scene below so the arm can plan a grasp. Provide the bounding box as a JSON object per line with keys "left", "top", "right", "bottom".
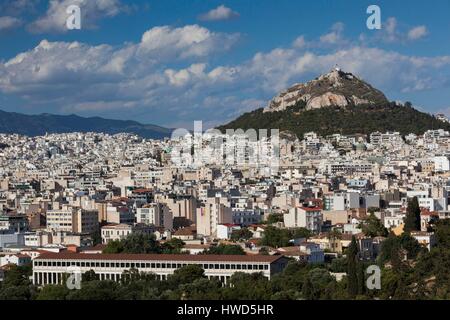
{"left": 404, "top": 197, "right": 421, "bottom": 233}
{"left": 360, "top": 213, "right": 388, "bottom": 237}
{"left": 103, "top": 233, "right": 161, "bottom": 254}
{"left": 168, "top": 265, "right": 205, "bottom": 286}
{"left": 222, "top": 273, "right": 272, "bottom": 300}
{"left": 230, "top": 228, "right": 253, "bottom": 242}
{"left": 347, "top": 236, "right": 359, "bottom": 298}
{"left": 291, "top": 228, "right": 312, "bottom": 239}
{"left": 102, "top": 239, "right": 124, "bottom": 254}
{"left": 161, "top": 238, "right": 185, "bottom": 254}
{"left": 266, "top": 214, "right": 284, "bottom": 224}
{"left": 0, "top": 265, "right": 35, "bottom": 300}
{"left": 36, "top": 285, "right": 70, "bottom": 300}
{"left": 82, "top": 270, "right": 98, "bottom": 282}
{"left": 176, "top": 278, "right": 223, "bottom": 300}
{"left": 204, "top": 244, "right": 245, "bottom": 255}
{"left": 66, "top": 280, "right": 119, "bottom": 300}
{"left": 261, "top": 226, "right": 291, "bottom": 248}
{"left": 435, "top": 219, "right": 450, "bottom": 248}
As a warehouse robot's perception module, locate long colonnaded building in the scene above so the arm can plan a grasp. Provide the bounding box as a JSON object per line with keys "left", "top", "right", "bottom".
{"left": 32, "top": 253, "right": 289, "bottom": 286}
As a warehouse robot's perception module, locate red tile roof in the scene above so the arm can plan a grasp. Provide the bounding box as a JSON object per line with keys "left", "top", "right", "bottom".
{"left": 34, "top": 252, "right": 284, "bottom": 263}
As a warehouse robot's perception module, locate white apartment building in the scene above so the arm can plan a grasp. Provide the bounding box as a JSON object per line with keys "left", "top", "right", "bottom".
{"left": 217, "top": 224, "right": 241, "bottom": 240}
{"left": 32, "top": 253, "right": 289, "bottom": 285}
{"left": 284, "top": 207, "right": 323, "bottom": 233}
{"left": 136, "top": 203, "right": 173, "bottom": 230}
{"left": 433, "top": 156, "right": 450, "bottom": 172}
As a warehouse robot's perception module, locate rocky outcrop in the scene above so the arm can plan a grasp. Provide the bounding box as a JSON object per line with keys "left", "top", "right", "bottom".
{"left": 264, "top": 68, "right": 388, "bottom": 113}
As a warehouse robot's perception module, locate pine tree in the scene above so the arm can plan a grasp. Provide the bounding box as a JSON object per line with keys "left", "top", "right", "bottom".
{"left": 404, "top": 197, "right": 421, "bottom": 233}
{"left": 347, "top": 236, "right": 359, "bottom": 298}
{"left": 357, "top": 261, "right": 366, "bottom": 295}
{"left": 302, "top": 277, "right": 312, "bottom": 300}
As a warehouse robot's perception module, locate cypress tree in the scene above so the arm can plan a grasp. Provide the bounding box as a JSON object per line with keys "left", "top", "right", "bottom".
{"left": 347, "top": 236, "right": 359, "bottom": 298}
{"left": 404, "top": 197, "right": 421, "bottom": 233}
{"left": 357, "top": 261, "right": 366, "bottom": 295}
{"left": 302, "top": 277, "right": 312, "bottom": 300}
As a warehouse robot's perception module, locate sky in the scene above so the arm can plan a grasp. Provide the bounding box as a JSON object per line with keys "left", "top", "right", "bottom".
{"left": 1, "top": 0, "right": 450, "bottom": 129}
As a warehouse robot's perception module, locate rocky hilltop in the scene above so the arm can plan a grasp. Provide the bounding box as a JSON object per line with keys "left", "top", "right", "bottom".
{"left": 264, "top": 68, "right": 389, "bottom": 113}
{"left": 219, "top": 68, "right": 450, "bottom": 138}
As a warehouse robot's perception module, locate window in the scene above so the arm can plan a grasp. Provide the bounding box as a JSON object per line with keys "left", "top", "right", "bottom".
{"left": 209, "top": 264, "right": 213, "bottom": 269}
{"left": 264, "top": 265, "right": 269, "bottom": 270}
{"left": 214, "top": 264, "right": 219, "bottom": 269}
{"left": 161, "top": 263, "right": 166, "bottom": 268}
{"left": 242, "top": 264, "right": 247, "bottom": 270}
{"left": 156, "top": 263, "right": 161, "bottom": 268}
{"left": 151, "top": 263, "right": 155, "bottom": 268}
{"left": 225, "top": 264, "right": 230, "bottom": 270}
{"left": 220, "top": 264, "right": 225, "bottom": 269}
{"left": 101, "top": 263, "right": 105, "bottom": 268}
{"left": 258, "top": 265, "right": 264, "bottom": 270}
{"left": 231, "top": 264, "right": 236, "bottom": 270}
{"left": 248, "top": 265, "right": 253, "bottom": 270}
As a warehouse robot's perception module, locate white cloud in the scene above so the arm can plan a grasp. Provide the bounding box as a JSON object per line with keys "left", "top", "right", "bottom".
{"left": 320, "top": 22, "right": 345, "bottom": 44}
{"left": 362, "top": 17, "right": 429, "bottom": 44}
{"left": 138, "top": 25, "right": 239, "bottom": 60}
{"left": 199, "top": 5, "right": 239, "bottom": 22}
{"left": 0, "top": 22, "right": 449, "bottom": 127}
{"left": 28, "top": 0, "right": 125, "bottom": 33}
{"left": 292, "top": 36, "right": 306, "bottom": 48}
{"left": 0, "top": 16, "right": 22, "bottom": 31}
{"left": 408, "top": 26, "right": 428, "bottom": 40}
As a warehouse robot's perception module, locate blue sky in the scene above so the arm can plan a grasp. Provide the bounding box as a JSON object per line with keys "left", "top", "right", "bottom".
{"left": 1, "top": 0, "right": 450, "bottom": 128}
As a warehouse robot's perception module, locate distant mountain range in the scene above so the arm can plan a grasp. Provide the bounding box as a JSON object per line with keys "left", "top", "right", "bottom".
{"left": 0, "top": 110, "right": 172, "bottom": 139}
{"left": 219, "top": 68, "right": 450, "bottom": 138}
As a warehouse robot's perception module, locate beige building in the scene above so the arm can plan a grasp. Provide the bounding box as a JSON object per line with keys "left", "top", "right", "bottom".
{"left": 46, "top": 208, "right": 98, "bottom": 234}
{"left": 323, "top": 210, "right": 351, "bottom": 225}
{"left": 196, "top": 198, "right": 233, "bottom": 237}
{"left": 156, "top": 194, "right": 197, "bottom": 223}
{"left": 284, "top": 207, "right": 323, "bottom": 233}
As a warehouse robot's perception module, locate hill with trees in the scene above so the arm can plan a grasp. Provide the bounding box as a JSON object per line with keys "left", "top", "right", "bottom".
{"left": 218, "top": 101, "right": 450, "bottom": 139}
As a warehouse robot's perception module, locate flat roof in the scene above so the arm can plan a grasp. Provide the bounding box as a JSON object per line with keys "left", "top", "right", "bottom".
{"left": 34, "top": 252, "right": 284, "bottom": 263}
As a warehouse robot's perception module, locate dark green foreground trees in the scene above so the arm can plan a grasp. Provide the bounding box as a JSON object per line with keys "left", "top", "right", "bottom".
{"left": 2, "top": 221, "right": 450, "bottom": 300}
